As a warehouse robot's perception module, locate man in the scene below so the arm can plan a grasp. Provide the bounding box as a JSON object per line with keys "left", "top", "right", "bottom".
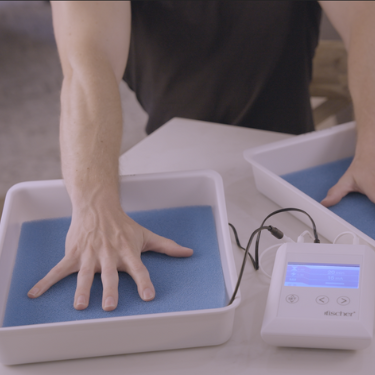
{"left": 27, "top": 1, "right": 375, "bottom": 312}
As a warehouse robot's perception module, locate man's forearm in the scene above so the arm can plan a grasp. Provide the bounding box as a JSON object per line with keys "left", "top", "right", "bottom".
{"left": 60, "top": 64, "right": 123, "bottom": 209}
{"left": 321, "top": 2, "right": 375, "bottom": 145}
{"left": 51, "top": 1, "right": 130, "bottom": 209}
{"left": 345, "top": 3, "right": 375, "bottom": 156}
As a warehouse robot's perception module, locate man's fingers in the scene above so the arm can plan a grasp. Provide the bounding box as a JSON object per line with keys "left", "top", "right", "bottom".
{"left": 144, "top": 232, "right": 194, "bottom": 258}
{"left": 74, "top": 262, "right": 95, "bottom": 310}
{"left": 123, "top": 257, "right": 155, "bottom": 301}
{"left": 28, "top": 257, "right": 76, "bottom": 298}
{"left": 101, "top": 263, "right": 119, "bottom": 311}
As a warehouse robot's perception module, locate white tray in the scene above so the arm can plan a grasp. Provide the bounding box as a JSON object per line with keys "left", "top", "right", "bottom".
{"left": 244, "top": 122, "right": 375, "bottom": 249}
{"left": 0, "top": 170, "right": 239, "bottom": 365}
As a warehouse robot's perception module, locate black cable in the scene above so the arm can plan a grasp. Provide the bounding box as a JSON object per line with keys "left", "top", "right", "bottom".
{"left": 228, "top": 226, "right": 275, "bottom": 305}
{"left": 228, "top": 207, "right": 320, "bottom": 305}
{"left": 254, "top": 208, "right": 320, "bottom": 267}
{"left": 228, "top": 223, "right": 256, "bottom": 268}
{"left": 228, "top": 223, "right": 245, "bottom": 251}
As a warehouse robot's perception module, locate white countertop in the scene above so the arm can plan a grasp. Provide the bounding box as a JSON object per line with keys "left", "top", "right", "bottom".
{"left": 2, "top": 118, "right": 373, "bottom": 374}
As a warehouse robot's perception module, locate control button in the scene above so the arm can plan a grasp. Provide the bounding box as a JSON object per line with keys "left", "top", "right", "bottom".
{"left": 286, "top": 294, "right": 299, "bottom": 304}
{"left": 337, "top": 296, "right": 350, "bottom": 306}
{"left": 316, "top": 295, "right": 329, "bottom": 305}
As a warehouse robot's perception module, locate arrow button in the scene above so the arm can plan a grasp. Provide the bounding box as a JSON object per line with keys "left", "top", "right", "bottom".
{"left": 316, "top": 295, "right": 329, "bottom": 305}
{"left": 337, "top": 296, "right": 350, "bottom": 306}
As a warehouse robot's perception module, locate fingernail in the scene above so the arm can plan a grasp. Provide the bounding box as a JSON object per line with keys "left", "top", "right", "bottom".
{"left": 104, "top": 296, "right": 115, "bottom": 310}
{"left": 143, "top": 288, "right": 154, "bottom": 301}
{"left": 28, "top": 287, "right": 39, "bottom": 298}
{"left": 76, "top": 295, "right": 87, "bottom": 308}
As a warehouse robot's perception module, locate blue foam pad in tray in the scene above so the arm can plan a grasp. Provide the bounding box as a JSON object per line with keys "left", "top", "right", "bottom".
{"left": 282, "top": 157, "right": 375, "bottom": 240}
{"left": 3, "top": 206, "right": 226, "bottom": 327}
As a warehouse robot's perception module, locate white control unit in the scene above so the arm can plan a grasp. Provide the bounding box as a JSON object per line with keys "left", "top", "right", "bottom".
{"left": 261, "top": 243, "right": 375, "bottom": 350}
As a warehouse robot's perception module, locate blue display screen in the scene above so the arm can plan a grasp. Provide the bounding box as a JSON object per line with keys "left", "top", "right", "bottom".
{"left": 284, "top": 263, "right": 360, "bottom": 288}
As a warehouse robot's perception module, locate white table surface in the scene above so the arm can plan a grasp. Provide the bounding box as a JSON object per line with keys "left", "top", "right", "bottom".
{"left": 2, "top": 118, "right": 373, "bottom": 374}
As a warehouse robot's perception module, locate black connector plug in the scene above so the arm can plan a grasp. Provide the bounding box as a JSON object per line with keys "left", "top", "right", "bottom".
{"left": 268, "top": 226, "right": 284, "bottom": 239}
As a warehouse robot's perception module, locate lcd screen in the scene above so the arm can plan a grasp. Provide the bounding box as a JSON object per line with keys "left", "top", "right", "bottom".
{"left": 284, "top": 263, "right": 360, "bottom": 288}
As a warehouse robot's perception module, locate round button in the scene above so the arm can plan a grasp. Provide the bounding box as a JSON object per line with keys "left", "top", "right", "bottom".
{"left": 316, "top": 295, "right": 329, "bottom": 305}
{"left": 286, "top": 294, "right": 299, "bottom": 304}
{"left": 337, "top": 296, "right": 350, "bottom": 306}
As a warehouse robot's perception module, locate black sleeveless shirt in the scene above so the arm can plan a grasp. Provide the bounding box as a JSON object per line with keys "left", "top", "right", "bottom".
{"left": 124, "top": 1, "right": 321, "bottom": 135}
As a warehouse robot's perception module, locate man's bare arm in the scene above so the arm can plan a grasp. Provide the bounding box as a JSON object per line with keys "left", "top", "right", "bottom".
{"left": 28, "top": 1, "right": 193, "bottom": 311}
{"left": 53, "top": 0, "right": 129, "bottom": 202}
{"left": 319, "top": 1, "right": 375, "bottom": 206}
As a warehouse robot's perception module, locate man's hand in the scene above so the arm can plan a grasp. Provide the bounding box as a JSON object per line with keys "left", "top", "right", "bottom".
{"left": 28, "top": 199, "right": 193, "bottom": 311}
{"left": 321, "top": 153, "right": 375, "bottom": 207}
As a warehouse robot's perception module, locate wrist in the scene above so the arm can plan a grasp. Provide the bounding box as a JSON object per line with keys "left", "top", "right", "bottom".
{"left": 68, "top": 181, "right": 121, "bottom": 212}
{"left": 354, "top": 122, "right": 375, "bottom": 158}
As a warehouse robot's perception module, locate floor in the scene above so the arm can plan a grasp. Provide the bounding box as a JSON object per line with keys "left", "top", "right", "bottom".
{"left": 0, "top": 2, "right": 352, "bottom": 218}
